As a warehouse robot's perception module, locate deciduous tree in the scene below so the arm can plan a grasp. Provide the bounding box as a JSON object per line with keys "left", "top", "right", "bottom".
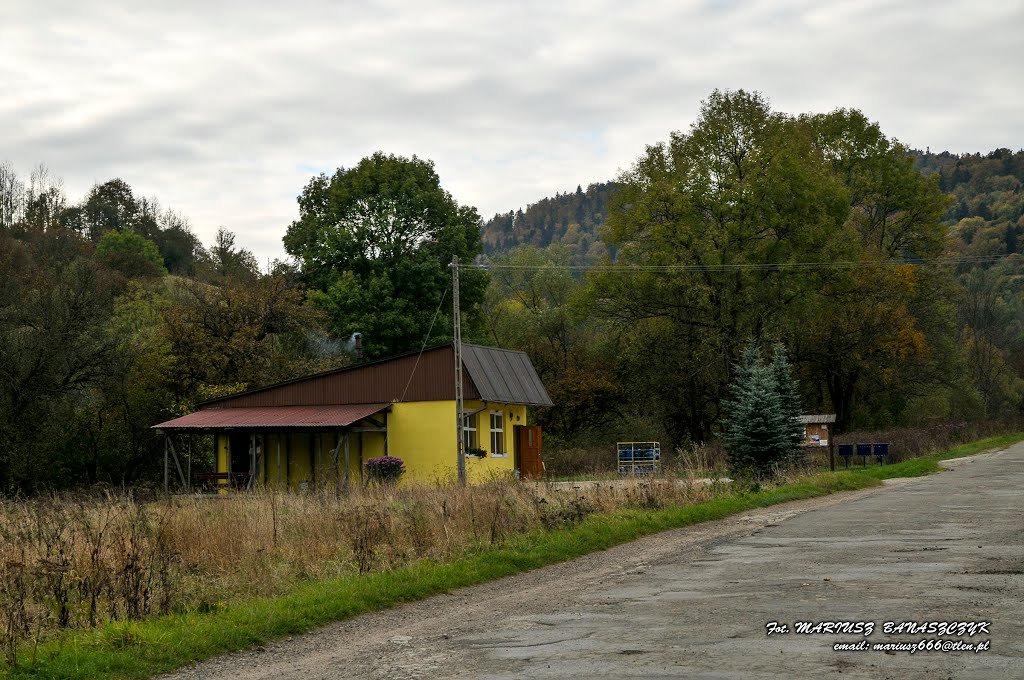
{"left": 284, "top": 152, "right": 487, "bottom": 358}
{"left": 596, "top": 89, "right": 848, "bottom": 443}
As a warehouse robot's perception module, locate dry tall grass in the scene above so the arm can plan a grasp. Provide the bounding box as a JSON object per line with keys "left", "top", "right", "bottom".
{"left": 0, "top": 473, "right": 720, "bottom": 664}
{"left": 3, "top": 420, "right": 1017, "bottom": 665}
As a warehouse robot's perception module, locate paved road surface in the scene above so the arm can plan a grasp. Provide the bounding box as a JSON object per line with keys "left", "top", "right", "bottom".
{"left": 167, "top": 445, "right": 1024, "bottom": 679}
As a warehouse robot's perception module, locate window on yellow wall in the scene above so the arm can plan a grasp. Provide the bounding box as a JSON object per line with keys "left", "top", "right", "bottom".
{"left": 462, "top": 413, "right": 478, "bottom": 449}
{"left": 490, "top": 411, "right": 505, "bottom": 456}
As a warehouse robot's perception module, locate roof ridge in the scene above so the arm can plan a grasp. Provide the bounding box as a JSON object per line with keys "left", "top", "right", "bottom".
{"left": 196, "top": 343, "right": 453, "bottom": 406}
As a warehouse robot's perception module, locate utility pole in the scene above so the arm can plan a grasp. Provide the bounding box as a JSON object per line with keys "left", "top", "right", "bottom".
{"left": 452, "top": 256, "right": 466, "bottom": 485}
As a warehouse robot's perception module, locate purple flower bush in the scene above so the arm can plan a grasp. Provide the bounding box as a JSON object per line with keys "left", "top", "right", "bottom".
{"left": 364, "top": 455, "right": 406, "bottom": 484}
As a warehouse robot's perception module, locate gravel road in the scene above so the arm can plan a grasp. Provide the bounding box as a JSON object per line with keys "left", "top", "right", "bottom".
{"left": 164, "top": 445, "right": 1024, "bottom": 679}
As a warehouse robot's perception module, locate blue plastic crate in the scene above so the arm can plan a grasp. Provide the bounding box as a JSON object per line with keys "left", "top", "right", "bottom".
{"left": 617, "top": 442, "right": 661, "bottom": 476}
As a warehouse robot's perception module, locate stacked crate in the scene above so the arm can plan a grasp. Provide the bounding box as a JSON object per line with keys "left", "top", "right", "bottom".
{"left": 617, "top": 442, "right": 661, "bottom": 476}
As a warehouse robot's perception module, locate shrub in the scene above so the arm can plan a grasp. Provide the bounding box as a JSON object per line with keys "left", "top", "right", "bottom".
{"left": 364, "top": 456, "right": 405, "bottom": 485}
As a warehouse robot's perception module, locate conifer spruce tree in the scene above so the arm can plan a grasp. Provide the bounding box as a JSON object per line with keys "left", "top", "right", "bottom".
{"left": 770, "top": 343, "right": 806, "bottom": 459}
{"left": 722, "top": 343, "right": 802, "bottom": 475}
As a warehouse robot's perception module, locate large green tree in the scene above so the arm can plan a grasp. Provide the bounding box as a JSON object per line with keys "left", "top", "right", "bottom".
{"left": 792, "top": 109, "right": 954, "bottom": 428}
{"left": 595, "top": 89, "right": 849, "bottom": 443}
{"left": 83, "top": 178, "right": 139, "bottom": 242}
{"left": 596, "top": 90, "right": 954, "bottom": 439}
{"left": 284, "top": 152, "right": 487, "bottom": 358}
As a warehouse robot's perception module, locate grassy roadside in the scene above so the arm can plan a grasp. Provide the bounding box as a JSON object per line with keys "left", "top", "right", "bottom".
{"left": 846, "top": 431, "right": 1024, "bottom": 480}
{"left": 5, "top": 433, "right": 1022, "bottom": 680}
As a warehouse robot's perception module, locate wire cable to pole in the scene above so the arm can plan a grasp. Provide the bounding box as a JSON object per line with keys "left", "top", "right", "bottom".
{"left": 399, "top": 286, "right": 449, "bottom": 404}
{"left": 456, "top": 254, "right": 1010, "bottom": 273}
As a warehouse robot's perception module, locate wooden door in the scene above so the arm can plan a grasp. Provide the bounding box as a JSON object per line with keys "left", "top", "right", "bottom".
{"left": 514, "top": 425, "right": 543, "bottom": 480}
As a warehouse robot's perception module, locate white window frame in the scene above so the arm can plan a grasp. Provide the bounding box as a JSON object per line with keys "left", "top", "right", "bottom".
{"left": 490, "top": 410, "right": 507, "bottom": 457}
{"left": 462, "top": 413, "right": 478, "bottom": 450}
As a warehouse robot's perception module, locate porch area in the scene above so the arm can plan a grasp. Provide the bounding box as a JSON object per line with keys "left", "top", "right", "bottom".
{"left": 154, "top": 404, "right": 390, "bottom": 494}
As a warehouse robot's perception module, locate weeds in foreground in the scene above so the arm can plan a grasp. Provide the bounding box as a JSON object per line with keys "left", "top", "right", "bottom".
{"left": 0, "top": 473, "right": 716, "bottom": 664}
{"left": 3, "top": 424, "right": 1020, "bottom": 670}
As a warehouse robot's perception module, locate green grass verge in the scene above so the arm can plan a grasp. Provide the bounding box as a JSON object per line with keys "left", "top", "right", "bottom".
{"left": 6, "top": 433, "right": 1021, "bottom": 679}
{"left": 2, "top": 474, "right": 873, "bottom": 679}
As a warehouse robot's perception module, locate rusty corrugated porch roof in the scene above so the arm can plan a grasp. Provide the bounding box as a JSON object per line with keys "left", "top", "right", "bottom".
{"left": 152, "top": 404, "right": 389, "bottom": 431}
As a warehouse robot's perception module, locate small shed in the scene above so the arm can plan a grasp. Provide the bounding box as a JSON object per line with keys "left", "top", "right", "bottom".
{"left": 153, "top": 343, "right": 552, "bottom": 491}
{"left": 798, "top": 414, "right": 836, "bottom": 447}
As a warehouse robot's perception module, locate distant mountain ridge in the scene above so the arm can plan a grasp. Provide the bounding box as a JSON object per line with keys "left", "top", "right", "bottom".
{"left": 482, "top": 148, "right": 1024, "bottom": 259}
{"left": 481, "top": 181, "right": 617, "bottom": 264}
{"left": 912, "top": 148, "right": 1024, "bottom": 228}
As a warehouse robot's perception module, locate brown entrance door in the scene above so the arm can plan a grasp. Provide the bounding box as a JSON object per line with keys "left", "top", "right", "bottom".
{"left": 514, "top": 425, "right": 543, "bottom": 480}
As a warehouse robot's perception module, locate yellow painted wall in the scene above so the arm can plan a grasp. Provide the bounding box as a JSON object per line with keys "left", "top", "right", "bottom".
{"left": 211, "top": 401, "right": 531, "bottom": 489}
{"left": 215, "top": 434, "right": 228, "bottom": 492}
{"left": 273, "top": 432, "right": 363, "bottom": 492}
{"left": 466, "top": 402, "right": 524, "bottom": 484}
{"left": 387, "top": 400, "right": 457, "bottom": 482}
{"left": 252, "top": 429, "right": 387, "bottom": 491}
{"left": 387, "top": 400, "right": 525, "bottom": 484}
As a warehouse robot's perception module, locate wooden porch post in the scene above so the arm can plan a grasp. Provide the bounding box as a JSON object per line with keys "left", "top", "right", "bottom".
{"left": 332, "top": 432, "right": 339, "bottom": 493}
{"left": 163, "top": 434, "right": 169, "bottom": 496}
{"left": 226, "top": 434, "right": 232, "bottom": 491}
{"left": 344, "top": 433, "right": 350, "bottom": 491}
{"left": 257, "top": 433, "right": 264, "bottom": 486}
{"left": 311, "top": 431, "right": 318, "bottom": 492}
{"left": 277, "top": 434, "right": 282, "bottom": 488}
{"left": 187, "top": 435, "right": 192, "bottom": 493}
{"left": 167, "top": 436, "right": 187, "bottom": 490}
{"left": 249, "top": 432, "right": 256, "bottom": 491}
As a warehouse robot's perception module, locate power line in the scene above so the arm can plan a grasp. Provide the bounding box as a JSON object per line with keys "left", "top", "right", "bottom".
{"left": 399, "top": 286, "right": 448, "bottom": 403}
{"left": 458, "top": 254, "right": 1011, "bottom": 273}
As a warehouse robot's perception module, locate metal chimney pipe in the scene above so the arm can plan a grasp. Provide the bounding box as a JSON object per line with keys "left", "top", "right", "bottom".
{"left": 354, "top": 333, "right": 363, "bottom": 363}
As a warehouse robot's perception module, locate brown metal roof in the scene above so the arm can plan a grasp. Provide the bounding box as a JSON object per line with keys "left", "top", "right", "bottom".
{"left": 199, "top": 343, "right": 552, "bottom": 409}
{"left": 152, "top": 404, "right": 389, "bottom": 431}
{"left": 199, "top": 345, "right": 475, "bottom": 408}
{"left": 463, "top": 344, "right": 553, "bottom": 406}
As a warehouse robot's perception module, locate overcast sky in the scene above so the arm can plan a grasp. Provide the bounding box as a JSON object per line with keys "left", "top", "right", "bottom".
{"left": 2, "top": 0, "right": 1021, "bottom": 264}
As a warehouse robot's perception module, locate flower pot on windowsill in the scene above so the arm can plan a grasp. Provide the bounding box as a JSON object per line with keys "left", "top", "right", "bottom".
{"left": 467, "top": 447, "right": 487, "bottom": 459}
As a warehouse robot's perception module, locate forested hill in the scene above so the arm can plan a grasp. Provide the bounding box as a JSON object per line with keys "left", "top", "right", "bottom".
{"left": 481, "top": 182, "right": 617, "bottom": 264}
{"left": 912, "top": 148, "right": 1024, "bottom": 245}
{"left": 483, "top": 149, "right": 1024, "bottom": 259}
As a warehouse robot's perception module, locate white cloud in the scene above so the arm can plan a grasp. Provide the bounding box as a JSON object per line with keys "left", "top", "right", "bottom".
{"left": 1, "top": 0, "right": 1020, "bottom": 263}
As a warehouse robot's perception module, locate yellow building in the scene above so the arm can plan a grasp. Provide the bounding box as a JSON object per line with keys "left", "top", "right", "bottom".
{"left": 154, "top": 343, "right": 551, "bottom": 490}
